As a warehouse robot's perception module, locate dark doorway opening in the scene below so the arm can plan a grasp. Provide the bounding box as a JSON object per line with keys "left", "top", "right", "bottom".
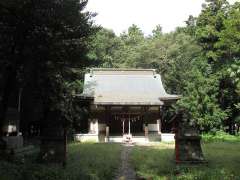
{"left": 109, "top": 115, "right": 122, "bottom": 135}
{"left": 109, "top": 114, "right": 144, "bottom": 135}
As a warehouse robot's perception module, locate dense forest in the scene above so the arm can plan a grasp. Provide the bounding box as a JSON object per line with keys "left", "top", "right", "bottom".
{"left": 86, "top": 0, "right": 240, "bottom": 134}
{"left": 0, "top": 0, "right": 96, "bottom": 139}
{"left": 0, "top": 0, "right": 239, "bottom": 138}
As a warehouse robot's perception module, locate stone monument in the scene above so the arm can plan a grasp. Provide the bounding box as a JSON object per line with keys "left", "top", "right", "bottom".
{"left": 175, "top": 111, "right": 206, "bottom": 163}
{"left": 38, "top": 111, "right": 67, "bottom": 166}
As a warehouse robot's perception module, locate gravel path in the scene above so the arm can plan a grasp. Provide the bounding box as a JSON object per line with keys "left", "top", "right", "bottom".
{"left": 114, "top": 143, "right": 136, "bottom": 180}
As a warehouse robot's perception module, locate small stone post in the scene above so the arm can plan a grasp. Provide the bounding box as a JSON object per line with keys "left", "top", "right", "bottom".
{"left": 105, "top": 126, "right": 109, "bottom": 142}
{"left": 175, "top": 111, "right": 206, "bottom": 164}
{"left": 39, "top": 110, "right": 67, "bottom": 165}
{"left": 157, "top": 119, "right": 161, "bottom": 134}
{"left": 144, "top": 125, "right": 148, "bottom": 139}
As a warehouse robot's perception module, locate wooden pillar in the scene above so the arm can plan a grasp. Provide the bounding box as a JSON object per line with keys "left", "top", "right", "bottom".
{"left": 105, "top": 126, "right": 109, "bottom": 142}
{"left": 143, "top": 106, "right": 149, "bottom": 139}
{"left": 105, "top": 106, "right": 111, "bottom": 142}
{"left": 128, "top": 118, "right": 131, "bottom": 135}
{"left": 158, "top": 106, "right": 163, "bottom": 141}
{"left": 144, "top": 125, "right": 148, "bottom": 138}
{"left": 89, "top": 119, "right": 92, "bottom": 133}
{"left": 122, "top": 120, "right": 125, "bottom": 135}
{"left": 157, "top": 120, "right": 161, "bottom": 134}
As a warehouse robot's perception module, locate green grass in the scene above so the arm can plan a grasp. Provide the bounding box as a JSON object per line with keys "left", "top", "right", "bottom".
{"left": 0, "top": 143, "right": 122, "bottom": 180}
{"left": 130, "top": 142, "right": 240, "bottom": 180}
{"left": 2, "top": 139, "right": 240, "bottom": 180}
{"left": 202, "top": 130, "right": 240, "bottom": 142}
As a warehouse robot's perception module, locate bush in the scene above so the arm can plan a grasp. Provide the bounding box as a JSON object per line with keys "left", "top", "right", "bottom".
{"left": 202, "top": 130, "right": 240, "bottom": 142}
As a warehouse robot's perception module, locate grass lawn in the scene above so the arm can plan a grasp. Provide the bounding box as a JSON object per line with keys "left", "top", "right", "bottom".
{"left": 130, "top": 142, "right": 240, "bottom": 180}
{"left": 0, "top": 143, "right": 122, "bottom": 180}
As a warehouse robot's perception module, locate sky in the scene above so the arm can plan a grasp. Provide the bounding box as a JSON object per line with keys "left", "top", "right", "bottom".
{"left": 86, "top": 0, "right": 238, "bottom": 35}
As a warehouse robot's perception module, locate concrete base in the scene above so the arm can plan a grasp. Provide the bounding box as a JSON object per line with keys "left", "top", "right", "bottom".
{"left": 2, "top": 136, "right": 23, "bottom": 149}
{"left": 107, "top": 136, "right": 122, "bottom": 143}
{"left": 74, "top": 133, "right": 174, "bottom": 143}
{"left": 74, "top": 133, "right": 99, "bottom": 142}
{"left": 105, "top": 136, "right": 149, "bottom": 143}
{"left": 161, "top": 133, "right": 175, "bottom": 142}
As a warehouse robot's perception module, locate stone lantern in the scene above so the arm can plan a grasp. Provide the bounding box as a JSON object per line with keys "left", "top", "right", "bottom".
{"left": 175, "top": 111, "right": 206, "bottom": 163}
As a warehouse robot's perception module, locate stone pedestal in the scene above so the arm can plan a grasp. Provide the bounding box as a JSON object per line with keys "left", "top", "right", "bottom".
{"left": 2, "top": 135, "right": 23, "bottom": 149}
{"left": 123, "top": 133, "right": 132, "bottom": 143}
{"left": 39, "top": 126, "right": 66, "bottom": 165}
{"left": 175, "top": 113, "right": 206, "bottom": 164}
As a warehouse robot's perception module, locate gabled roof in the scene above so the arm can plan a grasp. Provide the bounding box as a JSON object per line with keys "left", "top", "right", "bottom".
{"left": 80, "top": 68, "right": 180, "bottom": 105}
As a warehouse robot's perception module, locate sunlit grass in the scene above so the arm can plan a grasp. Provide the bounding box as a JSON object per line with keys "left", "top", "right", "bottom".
{"left": 130, "top": 142, "right": 240, "bottom": 180}
{"left": 202, "top": 130, "right": 240, "bottom": 142}
{"left": 65, "top": 142, "right": 121, "bottom": 180}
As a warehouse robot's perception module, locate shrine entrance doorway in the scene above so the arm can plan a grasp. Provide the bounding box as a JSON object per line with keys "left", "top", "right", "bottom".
{"left": 109, "top": 113, "right": 144, "bottom": 136}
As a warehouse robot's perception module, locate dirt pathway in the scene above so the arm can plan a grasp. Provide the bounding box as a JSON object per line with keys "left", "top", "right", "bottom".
{"left": 114, "top": 143, "right": 136, "bottom": 180}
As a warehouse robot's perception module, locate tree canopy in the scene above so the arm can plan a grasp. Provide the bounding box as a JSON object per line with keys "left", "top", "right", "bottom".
{"left": 0, "top": 0, "right": 96, "bottom": 136}
{"left": 0, "top": 0, "right": 239, "bottom": 136}
{"left": 87, "top": 0, "right": 240, "bottom": 133}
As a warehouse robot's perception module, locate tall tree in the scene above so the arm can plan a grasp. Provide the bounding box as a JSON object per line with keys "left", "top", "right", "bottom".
{"left": 0, "top": 0, "right": 96, "bottom": 144}
{"left": 194, "top": 0, "right": 240, "bottom": 133}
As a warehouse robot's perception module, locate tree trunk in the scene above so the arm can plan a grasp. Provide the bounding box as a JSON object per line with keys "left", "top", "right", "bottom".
{"left": 39, "top": 108, "right": 66, "bottom": 164}
{"left": 0, "top": 68, "right": 17, "bottom": 135}
{"left": 0, "top": 68, "right": 17, "bottom": 149}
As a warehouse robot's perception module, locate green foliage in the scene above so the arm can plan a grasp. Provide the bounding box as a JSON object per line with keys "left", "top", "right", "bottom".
{"left": 227, "top": 60, "right": 240, "bottom": 97}
{"left": 176, "top": 58, "right": 227, "bottom": 131}
{"left": 88, "top": 10, "right": 240, "bottom": 131}
{"left": 202, "top": 130, "right": 240, "bottom": 142}
{"left": 152, "top": 25, "right": 163, "bottom": 38}
{"left": 90, "top": 26, "right": 202, "bottom": 93}
{"left": 0, "top": 0, "right": 97, "bottom": 129}
{"left": 1, "top": 0, "right": 237, "bottom": 133}
{"left": 88, "top": 28, "right": 121, "bottom": 68}
{"left": 160, "top": 32, "right": 202, "bottom": 94}
{"left": 0, "top": 143, "right": 122, "bottom": 180}
{"left": 215, "top": 2, "right": 240, "bottom": 59}
{"left": 192, "top": 0, "right": 240, "bottom": 133}
{"left": 130, "top": 142, "right": 240, "bottom": 179}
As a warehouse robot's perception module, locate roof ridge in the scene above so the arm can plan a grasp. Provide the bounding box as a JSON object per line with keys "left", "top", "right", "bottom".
{"left": 89, "top": 68, "right": 156, "bottom": 76}
{"left": 92, "top": 68, "right": 155, "bottom": 71}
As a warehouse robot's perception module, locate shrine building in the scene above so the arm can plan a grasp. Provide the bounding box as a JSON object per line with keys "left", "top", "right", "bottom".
{"left": 75, "top": 68, "right": 180, "bottom": 143}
